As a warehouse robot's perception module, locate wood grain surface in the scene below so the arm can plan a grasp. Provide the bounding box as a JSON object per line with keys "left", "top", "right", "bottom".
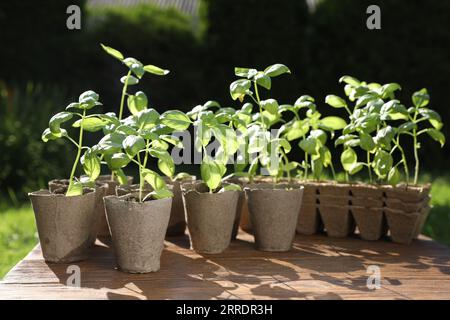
{"left": 0, "top": 232, "right": 449, "bottom": 300}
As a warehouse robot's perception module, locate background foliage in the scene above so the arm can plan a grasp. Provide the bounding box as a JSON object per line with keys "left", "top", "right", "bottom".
{"left": 0, "top": 0, "right": 449, "bottom": 247}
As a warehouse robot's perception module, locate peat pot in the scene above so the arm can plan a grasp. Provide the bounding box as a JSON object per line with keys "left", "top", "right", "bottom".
{"left": 28, "top": 187, "right": 96, "bottom": 263}
{"left": 104, "top": 194, "right": 172, "bottom": 273}
{"left": 182, "top": 182, "right": 239, "bottom": 254}
{"left": 164, "top": 175, "right": 196, "bottom": 237}
{"left": 222, "top": 176, "right": 247, "bottom": 240}
{"left": 245, "top": 183, "right": 304, "bottom": 252}
{"left": 96, "top": 175, "right": 134, "bottom": 237}
{"left": 49, "top": 179, "right": 108, "bottom": 247}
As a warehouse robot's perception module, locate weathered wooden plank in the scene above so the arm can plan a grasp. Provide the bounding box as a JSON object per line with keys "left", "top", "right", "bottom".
{"left": 0, "top": 232, "right": 449, "bottom": 300}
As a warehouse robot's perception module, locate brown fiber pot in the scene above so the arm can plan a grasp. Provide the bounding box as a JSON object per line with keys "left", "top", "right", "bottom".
{"left": 104, "top": 195, "right": 172, "bottom": 273}
{"left": 222, "top": 176, "right": 247, "bottom": 240}
{"left": 96, "top": 175, "right": 134, "bottom": 237}
{"left": 28, "top": 188, "right": 96, "bottom": 263}
{"left": 318, "top": 204, "right": 355, "bottom": 238}
{"left": 245, "top": 184, "right": 303, "bottom": 252}
{"left": 384, "top": 208, "right": 420, "bottom": 245}
{"left": 350, "top": 206, "right": 387, "bottom": 241}
{"left": 48, "top": 179, "right": 108, "bottom": 247}
{"left": 164, "top": 176, "right": 196, "bottom": 237}
{"left": 182, "top": 182, "right": 239, "bottom": 254}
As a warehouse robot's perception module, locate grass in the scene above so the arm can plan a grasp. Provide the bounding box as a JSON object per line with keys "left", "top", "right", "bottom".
{"left": 0, "top": 206, "right": 38, "bottom": 279}
{"left": 0, "top": 174, "right": 449, "bottom": 280}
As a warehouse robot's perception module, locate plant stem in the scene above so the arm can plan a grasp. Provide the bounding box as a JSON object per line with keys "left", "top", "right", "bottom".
{"left": 330, "top": 161, "right": 336, "bottom": 181}
{"left": 413, "top": 129, "right": 419, "bottom": 185}
{"left": 367, "top": 151, "right": 372, "bottom": 183}
{"left": 395, "top": 136, "right": 410, "bottom": 184}
{"left": 137, "top": 152, "right": 143, "bottom": 203}
{"left": 253, "top": 81, "right": 265, "bottom": 131}
{"left": 304, "top": 152, "right": 309, "bottom": 180}
{"left": 67, "top": 109, "right": 86, "bottom": 195}
{"left": 119, "top": 70, "right": 131, "bottom": 121}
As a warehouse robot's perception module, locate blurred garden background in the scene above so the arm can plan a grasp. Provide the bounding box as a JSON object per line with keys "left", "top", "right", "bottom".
{"left": 1, "top": 0, "right": 450, "bottom": 278}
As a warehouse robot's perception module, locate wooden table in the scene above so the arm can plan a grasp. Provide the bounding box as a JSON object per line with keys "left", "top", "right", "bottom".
{"left": 1, "top": 232, "right": 449, "bottom": 300}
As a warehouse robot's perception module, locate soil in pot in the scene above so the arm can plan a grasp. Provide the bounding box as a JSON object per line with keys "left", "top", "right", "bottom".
{"left": 96, "top": 174, "right": 134, "bottom": 237}
{"left": 182, "top": 182, "right": 239, "bottom": 254}
{"left": 350, "top": 206, "right": 387, "bottom": 241}
{"left": 49, "top": 179, "right": 108, "bottom": 247}
{"left": 28, "top": 187, "right": 96, "bottom": 263}
{"left": 318, "top": 204, "right": 355, "bottom": 238}
{"left": 164, "top": 176, "right": 196, "bottom": 237}
{"left": 104, "top": 194, "right": 172, "bottom": 273}
{"left": 384, "top": 208, "right": 420, "bottom": 245}
{"left": 245, "top": 183, "right": 303, "bottom": 252}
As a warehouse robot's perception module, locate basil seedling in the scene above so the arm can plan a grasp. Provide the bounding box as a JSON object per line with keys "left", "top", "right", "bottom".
{"left": 92, "top": 107, "right": 191, "bottom": 202}
{"left": 229, "top": 64, "right": 294, "bottom": 183}
{"left": 42, "top": 90, "right": 103, "bottom": 196}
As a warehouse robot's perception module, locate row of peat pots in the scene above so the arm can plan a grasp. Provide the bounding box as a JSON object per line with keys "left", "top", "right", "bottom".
{"left": 240, "top": 180, "right": 430, "bottom": 245}
{"left": 28, "top": 176, "right": 430, "bottom": 273}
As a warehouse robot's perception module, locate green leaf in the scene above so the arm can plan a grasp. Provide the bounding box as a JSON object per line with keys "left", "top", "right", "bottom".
{"left": 81, "top": 149, "right": 101, "bottom": 181}
{"left": 309, "top": 129, "right": 327, "bottom": 145}
{"left": 150, "top": 188, "right": 174, "bottom": 200}
{"left": 120, "top": 75, "right": 139, "bottom": 85}
{"left": 142, "top": 169, "right": 167, "bottom": 190}
{"left": 161, "top": 110, "right": 191, "bottom": 131}
{"left": 260, "top": 99, "right": 279, "bottom": 115}
{"left": 319, "top": 116, "right": 347, "bottom": 130}
{"left": 211, "top": 125, "right": 238, "bottom": 157}
{"left": 72, "top": 117, "right": 107, "bottom": 132}
{"left": 78, "top": 90, "right": 101, "bottom": 110}
{"left": 412, "top": 88, "right": 430, "bottom": 108}
{"left": 325, "top": 95, "right": 347, "bottom": 108}
{"left": 219, "top": 183, "right": 242, "bottom": 192}
{"left": 101, "top": 44, "right": 124, "bottom": 61}
{"left": 127, "top": 91, "right": 148, "bottom": 115}
{"left": 359, "top": 132, "right": 376, "bottom": 152}
{"left": 335, "top": 134, "right": 357, "bottom": 146}
{"left": 115, "top": 169, "right": 128, "bottom": 185}
{"left": 201, "top": 156, "right": 225, "bottom": 191}
{"left": 255, "top": 72, "right": 271, "bottom": 90}
{"left": 122, "top": 135, "right": 146, "bottom": 157}
{"left": 234, "top": 67, "right": 257, "bottom": 78}
{"left": 373, "top": 149, "right": 393, "bottom": 179}
{"left": 388, "top": 167, "right": 401, "bottom": 185}
{"left": 49, "top": 111, "right": 73, "bottom": 134}
{"left": 136, "top": 108, "right": 160, "bottom": 129}
{"left": 107, "top": 153, "right": 131, "bottom": 170}
{"left": 41, "top": 128, "right": 67, "bottom": 142}
{"left": 299, "top": 137, "right": 317, "bottom": 155}
{"left": 97, "top": 132, "right": 127, "bottom": 154}
{"left": 66, "top": 181, "right": 83, "bottom": 197}
{"left": 355, "top": 93, "right": 379, "bottom": 108}
{"left": 398, "top": 122, "right": 417, "bottom": 133}
{"left": 380, "top": 83, "right": 401, "bottom": 99}
{"left": 282, "top": 120, "right": 309, "bottom": 141}
{"left": 230, "top": 79, "right": 251, "bottom": 101}
{"left": 264, "top": 64, "right": 291, "bottom": 77}
{"left": 339, "top": 75, "right": 360, "bottom": 86}
{"left": 341, "top": 148, "right": 357, "bottom": 172}
{"left": 150, "top": 148, "right": 175, "bottom": 178}
{"left": 374, "top": 126, "right": 395, "bottom": 149}
{"left": 425, "top": 128, "right": 446, "bottom": 147}
{"left": 143, "top": 64, "right": 170, "bottom": 75}
{"left": 348, "top": 162, "right": 364, "bottom": 175}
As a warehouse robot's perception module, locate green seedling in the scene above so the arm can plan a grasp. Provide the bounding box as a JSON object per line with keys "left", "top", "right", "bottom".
{"left": 42, "top": 90, "right": 103, "bottom": 196}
